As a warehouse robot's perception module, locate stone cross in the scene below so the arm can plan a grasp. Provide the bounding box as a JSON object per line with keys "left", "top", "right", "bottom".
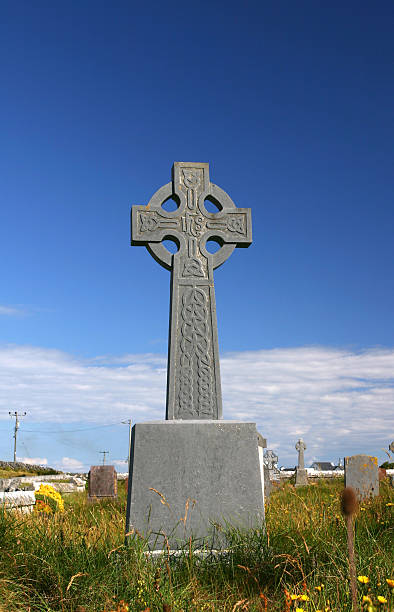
{"left": 263, "top": 449, "right": 278, "bottom": 471}
{"left": 295, "top": 438, "right": 306, "bottom": 469}
{"left": 131, "top": 162, "right": 252, "bottom": 419}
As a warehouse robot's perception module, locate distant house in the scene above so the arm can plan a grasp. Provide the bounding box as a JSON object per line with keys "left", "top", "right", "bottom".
{"left": 310, "top": 461, "right": 335, "bottom": 471}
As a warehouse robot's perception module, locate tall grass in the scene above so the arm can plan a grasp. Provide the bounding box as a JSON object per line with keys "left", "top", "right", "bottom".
{"left": 0, "top": 478, "right": 392, "bottom": 611}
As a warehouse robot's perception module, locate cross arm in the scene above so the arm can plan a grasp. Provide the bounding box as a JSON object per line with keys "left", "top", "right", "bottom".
{"left": 131, "top": 204, "right": 180, "bottom": 246}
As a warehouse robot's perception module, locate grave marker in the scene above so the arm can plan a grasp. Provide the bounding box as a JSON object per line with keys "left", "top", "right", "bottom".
{"left": 126, "top": 163, "right": 264, "bottom": 549}
{"left": 88, "top": 465, "right": 117, "bottom": 500}
{"left": 295, "top": 438, "right": 308, "bottom": 487}
{"left": 344, "top": 455, "right": 379, "bottom": 501}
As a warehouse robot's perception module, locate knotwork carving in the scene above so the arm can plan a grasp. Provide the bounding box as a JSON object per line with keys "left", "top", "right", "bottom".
{"left": 227, "top": 216, "right": 245, "bottom": 234}
{"left": 178, "top": 287, "right": 213, "bottom": 418}
{"left": 182, "top": 169, "right": 201, "bottom": 189}
{"left": 182, "top": 258, "right": 205, "bottom": 278}
{"left": 140, "top": 213, "right": 158, "bottom": 232}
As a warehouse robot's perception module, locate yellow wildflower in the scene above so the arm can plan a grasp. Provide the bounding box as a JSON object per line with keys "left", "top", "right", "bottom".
{"left": 291, "top": 594, "right": 300, "bottom": 600}
{"left": 358, "top": 575, "right": 370, "bottom": 584}
{"left": 362, "top": 596, "right": 372, "bottom": 604}
{"left": 386, "top": 502, "right": 394, "bottom": 506}
{"left": 299, "top": 594, "right": 310, "bottom": 601}
{"left": 315, "top": 584, "right": 324, "bottom": 591}
{"left": 377, "top": 596, "right": 387, "bottom": 604}
{"left": 295, "top": 609, "right": 305, "bottom": 612}
{"left": 386, "top": 578, "right": 394, "bottom": 587}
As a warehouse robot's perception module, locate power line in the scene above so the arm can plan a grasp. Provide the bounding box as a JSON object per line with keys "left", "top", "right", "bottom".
{"left": 20, "top": 421, "right": 125, "bottom": 434}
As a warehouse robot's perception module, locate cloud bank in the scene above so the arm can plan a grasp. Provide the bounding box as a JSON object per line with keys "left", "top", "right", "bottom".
{"left": 1, "top": 344, "right": 393, "bottom": 465}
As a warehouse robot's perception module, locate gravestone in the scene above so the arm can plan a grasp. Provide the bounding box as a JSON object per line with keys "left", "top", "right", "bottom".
{"left": 126, "top": 162, "right": 264, "bottom": 549}
{"left": 344, "top": 455, "right": 379, "bottom": 501}
{"left": 88, "top": 466, "right": 117, "bottom": 500}
{"left": 295, "top": 439, "right": 308, "bottom": 487}
{"left": 263, "top": 449, "right": 279, "bottom": 481}
{"left": 390, "top": 441, "right": 394, "bottom": 454}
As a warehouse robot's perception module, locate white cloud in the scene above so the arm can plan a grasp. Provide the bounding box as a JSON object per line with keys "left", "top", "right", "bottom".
{"left": 0, "top": 305, "right": 26, "bottom": 317}
{"left": 17, "top": 456, "right": 48, "bottom": 465}
{"left": 0, "top": 344, "right": 393, "bottom": 465}
{"left": 57, "top": 457, "right": 84, "bottom": 471}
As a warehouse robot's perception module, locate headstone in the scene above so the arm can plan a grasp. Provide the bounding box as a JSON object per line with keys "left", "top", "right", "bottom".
{"left": 263, "top": 449, "right": 279, "bottom": 481}
{"left": 344, "top": 455, "right": 379, "bottom": 501}
{"left": 126, "top": 162, "right": 263, "bottom": 549}
{"left": 389, "top": 441, "right": 394, "bottom": 454}
{"left": 88, "top": 466, "right": 117, "bottom": 500}
{"left": 295, "top": 439, "right": 308, "bottom": 487}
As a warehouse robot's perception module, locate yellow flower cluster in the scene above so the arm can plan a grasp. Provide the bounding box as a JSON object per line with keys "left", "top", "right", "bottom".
{"left": 34, "top": 484, "right": 64, "bottom": 513}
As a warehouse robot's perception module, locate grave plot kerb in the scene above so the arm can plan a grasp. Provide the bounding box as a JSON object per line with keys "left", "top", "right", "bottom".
{"left": 131, "top": 162, "right": 252, "bottom": 420}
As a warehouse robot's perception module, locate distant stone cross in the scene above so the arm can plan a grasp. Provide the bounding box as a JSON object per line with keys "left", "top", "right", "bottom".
{"left": 295, "top": 439, "right": 306, "bottom": 469}
{"left": 263, "top": 449, "right": 278, "bottom": 471}
{"left": 131, "top": 162, "right": 252, "bottom": 419}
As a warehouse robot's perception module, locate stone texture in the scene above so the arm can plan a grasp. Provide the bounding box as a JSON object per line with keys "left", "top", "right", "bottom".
{"left": 88, "top": 466, "right": 117, "bottom": 499}
{"left": 257, "top": 434, "right": 270, "bottom": 501}
{"left": 344, "top": 455, "right": 379, "bottom": 501}
{"left": 295, "top": 468, "right": 309, "bottom": 487}
{"left": 126, "top": 421, "right": 264, "bottom": 549}
{"left": 0, "top": 490, "right": 36, "bottom": 512}
{"left": 131, "top": 162, "right": 252, "bottom": 420}
{"left": 295, "top": 439, "right": 306, "bottom": 469}
{"left": 263, "top": 465, "right": 272, "bottom": 500}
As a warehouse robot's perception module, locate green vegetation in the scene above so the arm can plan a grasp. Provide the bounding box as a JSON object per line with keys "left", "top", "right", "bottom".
{"left": 0, "top": 463, "right": 60, "bottom": 479}
{"left": 0, "top": 479, "right": 393, "bottom": 611}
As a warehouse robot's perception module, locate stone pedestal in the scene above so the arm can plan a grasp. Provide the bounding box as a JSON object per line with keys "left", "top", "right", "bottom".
{"left": 295, "top": 468, "right": 308, "bottom": 487}
{"left": 126, "top": 420, "right": 264, "bottom": 550}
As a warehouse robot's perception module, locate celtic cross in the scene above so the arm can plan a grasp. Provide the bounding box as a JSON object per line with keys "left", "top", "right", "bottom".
{"left": 295, "top": 439, "right": 306, "bottom": 469}
{"left": 131, "top": 162, "right": 252, "bottom": 419}
{"left": 263, "top": 449, "right": 278, "bottom": 471}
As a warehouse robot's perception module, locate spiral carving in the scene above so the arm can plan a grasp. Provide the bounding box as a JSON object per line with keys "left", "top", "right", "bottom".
{"left": 177, "top": 287, "right": 213, "bottom": 418}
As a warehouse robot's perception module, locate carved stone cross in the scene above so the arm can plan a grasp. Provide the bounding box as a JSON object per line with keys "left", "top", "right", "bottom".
{"left": 131, "top": 162, "right": 252, "bottom": 420}
{"left": 263, "top": 449, "right": 278, "bottom": 471}
{"left": 295, "top": 439, "right": 307, "bottom": 469}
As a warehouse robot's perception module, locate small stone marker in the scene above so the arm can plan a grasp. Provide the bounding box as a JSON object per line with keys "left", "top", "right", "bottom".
{"left": 263, "top": 449, "right": 279, "bottom": 481}
{"left": 344, "top": 455, "right": 379, "bottom": 501}
{"left": 126, "top": 163, "right": 263, "bottom": 549}
{"left": 390, "top": 440, "right": 394, "bottom": 454}
{"left": 88, "top": 465, "right": 117, "bottom": 500}
{"left": 295, "top": 439, "right": 308, "bottom": 487}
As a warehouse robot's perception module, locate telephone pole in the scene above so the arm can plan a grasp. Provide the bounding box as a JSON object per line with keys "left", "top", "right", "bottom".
{"left": 9, "top": 411, "right": 26, "bottom": 463}
{"left": 122, "top": 419, "right": 132, "bottom": 471}
{"left": 100, "top": 451, "right": 109, "bottom": 465}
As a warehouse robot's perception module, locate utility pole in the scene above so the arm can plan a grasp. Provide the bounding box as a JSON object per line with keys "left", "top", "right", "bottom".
{"left": 9, "top": 411, "right": 26, "bottom": 463}
{"left": 122, "top": 419, "right": 132, "bottom": 472}
{"left": 100, "top": 451, "right": 109, "bottom": 466}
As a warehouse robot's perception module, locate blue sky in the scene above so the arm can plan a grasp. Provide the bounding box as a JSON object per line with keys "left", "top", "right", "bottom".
{"left": 0, "top": 1, "right": 393, "bottom": 470}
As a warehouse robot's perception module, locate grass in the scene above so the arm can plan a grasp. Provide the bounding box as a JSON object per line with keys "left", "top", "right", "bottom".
{"left": 0, "top": 478, "right": 393, "bottom": 611}
{"left": 0, "top": 467, "right": 60, "bottom": 479}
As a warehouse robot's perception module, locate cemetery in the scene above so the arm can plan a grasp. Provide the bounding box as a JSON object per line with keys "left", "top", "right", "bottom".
{"left": 0, "top": 163, "right": 393, "bottom": 610}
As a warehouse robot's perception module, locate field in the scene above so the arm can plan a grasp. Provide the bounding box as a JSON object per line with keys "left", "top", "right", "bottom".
{"left": 0, "top": 478, "right": 393, "bottom": 611}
